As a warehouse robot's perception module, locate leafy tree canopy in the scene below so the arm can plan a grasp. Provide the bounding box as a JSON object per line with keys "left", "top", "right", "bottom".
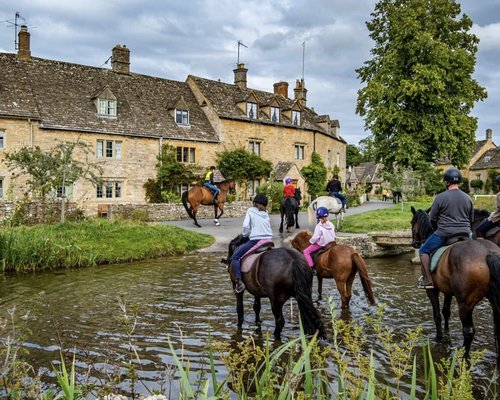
{"left": 301, "top": 152, "right": 327, "bottom": 199}
{"left": 217, "top": 148, "right": 273, "bottom": 183}
{"left": 356, "top": 0, "right": 487, "bottom": 171}
{"left": 156, "top": 144, "right": 196, "bottom": 192}
{"left": 346, "top": 144, "right": 364, "bottom": 167}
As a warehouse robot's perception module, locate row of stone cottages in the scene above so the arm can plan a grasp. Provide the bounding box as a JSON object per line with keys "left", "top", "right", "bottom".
{"left": 347, "top": 129, "right": 499, "bottom": 197}
{"left": 0, "top": 26, "right": 347, "bottom": 216}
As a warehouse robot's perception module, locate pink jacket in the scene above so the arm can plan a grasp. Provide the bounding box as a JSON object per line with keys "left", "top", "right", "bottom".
{"left": 309, "top": 220, "right": 336, "bottom": 246}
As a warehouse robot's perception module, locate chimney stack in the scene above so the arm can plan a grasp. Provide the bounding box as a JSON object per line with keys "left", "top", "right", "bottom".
{"left": 111, "top": 44, "right": 130, "bottom": 74}
{"left": 17, "top": 25, "right": 31, "bottom": 61}
{"left": 273, "top": 81, "right": 289, "bottom": 98}
{"left": 294, "top": 79, "right": 307, "bottom": 106}
{"left": 486, "top": 128, "right": 493, "bottom": 140}
{"left": 233, "top": 63, "right": 247, "bottom": 89}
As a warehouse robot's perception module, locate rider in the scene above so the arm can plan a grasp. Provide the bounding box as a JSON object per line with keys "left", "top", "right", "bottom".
{"left": 418, "top": 167, "right": 473, "bottom": 289}
{"left": 326, "top": 174, "right": 347, "bottom": 212}
{"left": 303, "top": 207, "right": 336, "bottom": 273}
{"left": 475, "top": 175, "right": 500, "bottom": 239}
{"left": 283, "top": 177, "right": 295, "bottom": 199}
{"left": 231, "top": 194, "right": 273, "bottom": 293}
{"left": 204, "top": 166, "right": 220, "bottom": 204}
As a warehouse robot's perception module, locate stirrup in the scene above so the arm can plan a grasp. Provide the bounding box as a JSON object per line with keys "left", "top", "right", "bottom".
{"left": 417, "top": 275, "right": 434, "bottom": 289}
{"left": 234, "top": 279, "right": 245, "bottom": 293}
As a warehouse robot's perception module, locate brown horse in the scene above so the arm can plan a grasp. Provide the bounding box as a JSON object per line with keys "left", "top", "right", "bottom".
{"left": 290, "top": 230, "right": 376, "bottom": 307}
{"left": 472, "top": 208, "right": 500, "bottom": 246}
{"left": 182, "top": 180, "right": 235, "bottom": 227}
{"left": 411, "top": 207, "right": 500, "bottom": 363}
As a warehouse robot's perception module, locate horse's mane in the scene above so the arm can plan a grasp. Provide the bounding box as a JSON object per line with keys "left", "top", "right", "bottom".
{"left": 474, "top": 208, "right": 490, "bottom": 221}
{"left": 413, "top": 209, "right": 433, "bottom": 239}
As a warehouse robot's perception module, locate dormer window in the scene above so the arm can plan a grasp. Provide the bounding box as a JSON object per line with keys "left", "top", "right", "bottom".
{"left": 176, "top": 109, "right": 189, "bottom": 125}
{"left": 484, "top": 155, "right": 492, "bottom": 163}
{"left": 247, "top": 102, "right": 257, "bottom": 119}
{"left": 292, "top": 110, "right": 301, "bottom": 126}
{"left": 98, "top": 99, "right": 117, "bottom": 117}
{"left": 271, "top": 106, "right": 280, "bottom": 123}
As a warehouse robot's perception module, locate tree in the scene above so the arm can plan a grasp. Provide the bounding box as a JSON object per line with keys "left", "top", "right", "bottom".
{"left": 156, "top": 144, "right": 197, "bottom": 192}
{"left": 346, "top": 144, "right": 363, "bottom": 167}
{"left": 4, "top": 140, "right": 103, "bottom": 222}
{"left": 356, "top": 0, "right": 487, "bottom": 171}
{"left": 300, "top": 152, "right": 327, "bottom": 199}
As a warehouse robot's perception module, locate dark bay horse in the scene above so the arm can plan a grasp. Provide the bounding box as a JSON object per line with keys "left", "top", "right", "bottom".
{"left": 279, "top": 189, "right": 302, "bottom": 234}
{"left": 411, "top": 207, "right": 500, "bottom": 363}
{"left": 472, "top": 208, "right": 500, "bottom": 246}
{"left": 223, "top": 234, "right": 324, "bottom": 340}
{"left": 182, "top": 180, "right": 235, "bottom": 227}
{"left": 290, "top": 230, "right": 376, "bottom": 307}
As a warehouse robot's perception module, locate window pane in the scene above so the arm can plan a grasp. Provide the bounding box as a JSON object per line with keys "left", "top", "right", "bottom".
{"left": 183, "top": 148, "right": 188, "bottom": 162}
{"left": 0, "top": 133, "right": 4, "bottom": 149}
{"left": 0, "top": 179, "right": 3, "bottom": 198}
{"left": 292, "top": 111, "right": 301, "bottom": 125}
{"left": 97, "top": 185, "right": 103, "bottom": 198}
{"left": 176, "top": 147, "right": 182, "bottom": 162}
{"left": 271, "top": 107, "right": 279, "bottom": 123}
{"left": 115, "top": 142, "right": 122, "bottom": 159}
{"left": 115, "top": 182, "right": 122, "bottom": 198}
{"left": 106, "top": 141, "right": 113, "bottom": 157}
{"left": 99, "top": 100, "right": 106, "bottom": 115}
{"left": 247, "top": 103, "right": 257, "bottom": 118}
{"left": 105, "top": 182, "right": 113, "bottom": 198}
{"left": 189, "top": 148, "right": 195, "bottom": 163}
{"left": 255, "top": 142, "right": 260, "bottom": 156}
{"left": 183, "top": 111, "right": 189, "bottom": 125}
{"left": 294, "top": 145, "right": 299, "bottom": 160}
{"left": 300, "top": 146, "right": 304, "bottom": 159}
{"left": 108, "top": 100, "right": 116, "bottom": 116}
{"left": 97, "top": 141, "right": 103, "bottom": 158}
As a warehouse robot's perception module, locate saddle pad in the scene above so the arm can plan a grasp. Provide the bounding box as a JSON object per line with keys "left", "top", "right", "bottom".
{"left": 242, "top": 239, "right": 274, "bottom": 257}
{"left": 430, "top": 245, "right": 452, "bottom": 272}
{"left": 240, "top": 239, "right": 274, "bottom": 273}
{"left": 486, "top": 226, "right": 500, "bottom": 238}
{"left": 241, "top": 252, "right": 262, "bottom": 273}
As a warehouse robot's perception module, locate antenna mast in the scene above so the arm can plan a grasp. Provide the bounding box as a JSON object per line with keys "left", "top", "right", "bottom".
{"left": 302, "top": 41, "right": 306, "bottom": 82}
{"left": 237, "top": 40, "right": 247, "bottom": 64}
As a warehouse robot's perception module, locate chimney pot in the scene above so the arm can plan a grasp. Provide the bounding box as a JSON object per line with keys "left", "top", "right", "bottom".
{"left": 111, "top": 44, "right": 130, "bottom": 74}
{"left": 294, "top": 79, "right": 307, "bottom": 106}
{"left": 17, "top": 25, "right": 31, "bottom": 61}
{"left": 233, "top": 63, "right": 248, "bottom": 90}
{"left": 486, "top": 128, "right": 493, "bottom": 140}
{"left": 273, "top": 81, "right": 289, "bottom": 98}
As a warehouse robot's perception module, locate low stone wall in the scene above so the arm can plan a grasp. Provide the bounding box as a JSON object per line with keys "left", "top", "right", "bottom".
{"left": 0, "top": 201, "right": 79, "bottom": 224}
{"left": 337, "top": 230, "right": 414, "bottom": 258}
{"left": 107, "top": 201, "right": 253, "bottom": 222}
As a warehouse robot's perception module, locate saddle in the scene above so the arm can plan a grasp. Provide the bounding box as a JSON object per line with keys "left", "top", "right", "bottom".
{"left": 429, "top": 233, "right": 469, "bottom": 272}
{"left": 240, "top": 239, "right": 275, "bottom": 273}
{"left": 311, "top": 241, "right": 337, "bottom": 265}
{"left": 484, "top": 225, "right": 500, "bottom": 238}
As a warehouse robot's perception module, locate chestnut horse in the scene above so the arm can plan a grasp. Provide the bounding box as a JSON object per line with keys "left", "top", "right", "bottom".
{"left": 181, "top": 180, "right": 235, "bottom": 227}
{"left": 223, "top": 234, "right": 324, "bottom": 340}
{"left": 290, "top": 230, "right": 376, "bottom": 307}
{"left": 411, "top": 207, "right": 500, "bottom": 363}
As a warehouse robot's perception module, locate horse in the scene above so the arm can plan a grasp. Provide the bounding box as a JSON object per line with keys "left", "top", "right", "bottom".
{"left": 279, "top": 188, "right": 302, "bottom": 233}
{"left": 410, "top": 206, "right": 500, "bottom": 362}
{"left": 182, "top": 180, "right": 236, "bottom": 227}
{"left": 308, "top": 195, "right": 344, "bottom": 230}
{"left": 472, "top": 208, "right": 500, "bottom": 247}
{"left": 392, "top": 191, "right": 402, "bottom": 204}
{"left": 290, "top": 230, "right": 376, "bottom": 307}
{"left": 222, "top": 234, "right": 324, "bottom": 340}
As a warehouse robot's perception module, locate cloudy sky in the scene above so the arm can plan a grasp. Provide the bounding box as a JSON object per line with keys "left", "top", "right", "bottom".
{"left": 1, "top": 1, "right": 499, "bottom": 146}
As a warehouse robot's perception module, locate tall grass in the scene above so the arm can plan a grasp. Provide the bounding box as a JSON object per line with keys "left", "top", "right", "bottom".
{"left": 0, "top": 220, "right": 214, "bottom": 273}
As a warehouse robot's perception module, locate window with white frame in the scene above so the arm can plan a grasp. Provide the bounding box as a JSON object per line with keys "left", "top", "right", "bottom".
{"left": 98, "top": 99, "right": 117, "bottom": 117}
{"left": 176, "top": 146, "right": 196, "bottom": 163}
{"left": 175, "top": 109, "right": 189, "bottom": 125}
{"left": 97, "top": 181, "right": 122, "bottom": 198}
{"left": 292, "top": 110, "right": 301, "bottom": 126}
{"left": 97, "top": 140, "right": 122, "bottom": 159}
{"left": 248, "top": 140, "right": 261, "bottom": 156}
{"left": 247, "top": 102, "right": 257, "bottom": 119}
{"left": 0, "top": 130, "right": 4, "bottom": 149}
{"left": 247, "top": 179, "right": 261, "bottom": 197}
{"left": 271, "top": 106, "right": 280, "bottom": 123}
{"left": 294, "top": 144, "right": 305, "bottom": 160}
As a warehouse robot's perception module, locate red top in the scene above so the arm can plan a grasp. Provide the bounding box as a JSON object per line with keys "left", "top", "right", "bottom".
{"left": 283, "top": 184, "right": 295, "bottom": 198}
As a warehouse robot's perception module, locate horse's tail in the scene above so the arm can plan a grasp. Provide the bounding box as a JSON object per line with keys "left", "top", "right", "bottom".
{"left": 181, "top": 190, "right": 194, "bottom": 219}
{"left": 291, "top": 254, "right": 325, "bottom": 338}
{"left": 352, "top": 252, "right": 376, "bottom": 305}
{"left": 487, "top": 254, "right": 500, "bottom": 338}
{"left": 307, "top": 199, "right": 317, "bottom": 228}
{"left": 285, "top": 197, "right": 295, "bottom": 227}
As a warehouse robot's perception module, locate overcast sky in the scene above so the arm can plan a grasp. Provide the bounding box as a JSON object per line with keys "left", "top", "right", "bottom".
{"left": 1, "top": 1, "right": 499, "bottom": 146}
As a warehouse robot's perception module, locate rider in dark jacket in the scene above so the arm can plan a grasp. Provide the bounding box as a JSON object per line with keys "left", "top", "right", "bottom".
{"left": 326, "top": 175, "right": 347, "bottom": 211}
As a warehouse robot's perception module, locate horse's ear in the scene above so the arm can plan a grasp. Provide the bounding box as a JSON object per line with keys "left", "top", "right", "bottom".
{"left": 411, "top": 206, "right": 416, "bottom": 215}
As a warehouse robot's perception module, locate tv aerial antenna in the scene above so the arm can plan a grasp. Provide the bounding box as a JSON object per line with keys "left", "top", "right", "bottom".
{"left": 237, "top": 40, "right": 247, "bottom": 65}
{"left": 1, "top": 12, "right": 28, "bottom": 50}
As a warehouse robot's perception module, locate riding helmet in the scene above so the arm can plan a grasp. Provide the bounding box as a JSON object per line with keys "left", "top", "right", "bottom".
{"left": 285, "top": 177, "right": 293, "bottom": 184}
{"left": 253, "top": 194, "right": 268, "bottom": 207}
{"left": 496, "top": 175, "right": 500, "bottom": 186}
{"left": 316, "top": 206, "right": 329, "bottom": 219}
{"left": 443, "top": 167, "right": 462, "bottom": 185}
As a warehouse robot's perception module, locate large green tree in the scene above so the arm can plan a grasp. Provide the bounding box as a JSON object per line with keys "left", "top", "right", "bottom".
{"left": 356, "top": 0, "right": 487, "bottom": 171}
{"left": 301, "top": 152, "right": 328, "bottom": 199}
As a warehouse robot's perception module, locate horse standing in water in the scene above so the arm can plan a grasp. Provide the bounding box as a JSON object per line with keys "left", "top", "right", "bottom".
{"left": 222, "top": 234, "right": 324, "bottom": 340}
{"left": 290, "top": 230, "right": 376, "bottom": 306}
{"left": 308, "top": 196, "right": 344, "bottom": 230}
{"left": 472, "top": 208, "right": 500, "bottom": 247}
{"left": 411, "top": 207, "right": 500, "bottom": 363}
{"left": 182, "top": 180, "right": 235, "bottom": 227}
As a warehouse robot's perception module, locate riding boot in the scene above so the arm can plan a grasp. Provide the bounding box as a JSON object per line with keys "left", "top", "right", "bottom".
{"left": 419, "top": 254, "right": 434, "bottom": 289}
{"left": 235, "top": 278, "right": 245, "bottom": 293}
{"left": 212, "top": 194, "right": 218, "bottom": 204}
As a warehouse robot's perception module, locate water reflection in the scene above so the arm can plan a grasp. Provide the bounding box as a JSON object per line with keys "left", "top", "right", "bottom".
{"left": 0, "top": 252, "right": 498, "bottom": 397}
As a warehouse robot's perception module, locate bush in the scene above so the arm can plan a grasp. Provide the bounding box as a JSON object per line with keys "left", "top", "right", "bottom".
{"left": 470, "top": 179, "right": 483, "bottom": 190}
{"left": 161, "top": 191, "right": 181, "bottom": 203}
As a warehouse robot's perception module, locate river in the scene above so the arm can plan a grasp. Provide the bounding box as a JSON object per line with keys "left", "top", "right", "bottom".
{"left": 0, "top": 251, "right": 497, "bottom": 398}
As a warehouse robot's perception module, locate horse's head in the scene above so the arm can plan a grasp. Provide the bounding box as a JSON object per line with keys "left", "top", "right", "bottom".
{"left": 224, "top": 234, "right": 249, "bottom": 261}
{"left": 410, "top": 206, "right": 433, "bottom": 248}
{"left": 227, "top": 180, "right": 236, "bottom": 194}
{"left": 290, "top": 230, "right": 312, "bottom": 252}
{"left": 294, "top": 188, "right": 302, "bottom": 204}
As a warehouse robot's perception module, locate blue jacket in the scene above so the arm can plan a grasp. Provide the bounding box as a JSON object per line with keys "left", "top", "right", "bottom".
{"left": 242, "top": 207, "right": 273, "bottom": 240}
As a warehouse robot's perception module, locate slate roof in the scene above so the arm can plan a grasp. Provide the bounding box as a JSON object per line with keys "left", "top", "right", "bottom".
{"left": 348, "top": 162, "right": 384, "bottom": 184}
{"left": 470, "top": 148, "right": 500, "bottom": 170}
{"left": 274, "top": 161, "right": 296, "bottom": 180}
{"left": 188, "top": 75, "right": 346, "bottom": 143}
{"left": 0, "top": 53, "right": 218, "bottom": 142}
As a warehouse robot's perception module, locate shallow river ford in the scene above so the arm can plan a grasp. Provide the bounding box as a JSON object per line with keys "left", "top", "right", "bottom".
{"left": 0, "top": 251, "right": 498, "bottom": 398}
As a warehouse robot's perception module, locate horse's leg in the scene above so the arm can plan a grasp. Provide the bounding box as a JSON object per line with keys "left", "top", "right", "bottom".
{"left": 295, "top": 209, "right": 300, "bottom": 229}
{"left": 345, "top": 269, "right": 357, "bottom": 308}
{"left": 236, "top": 292, "right": 245, "bottom": 328}
{"left": 442, "top": 294, "right": 453, "bottom": 331}
{"left": 253, "top": 296, "right": 262, "bottom": 328}
{"left": 270, "top": 297, "right": 286, "bottom": 340}
{"left": 213, "top": 205, "right": 221, "bottom": 226}
{"left": 426, "top": 289, "right": 443, "bottom": 339}
{"left": 335, "top": 279, "right": 349, "bottom": 309}
{"left": 279, "top": 210, "right": 284, "bottom": 233}
{"left": 458, "top": 304, "right": 475, "bottom": 358}
{"left": 192, "top": 210, "right": 201, "bottom": 228}
{"left": 317, "top": 276, "right": 323, "bottom": 301}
